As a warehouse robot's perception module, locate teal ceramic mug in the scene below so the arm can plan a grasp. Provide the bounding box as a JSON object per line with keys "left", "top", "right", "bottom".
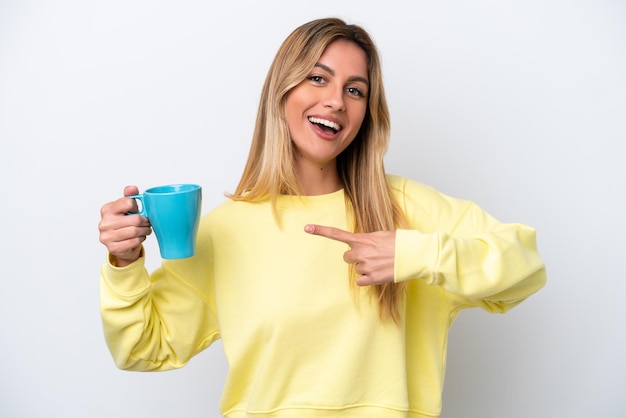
{"left": 129, "top": 184, "right": 202, "bottom": 259}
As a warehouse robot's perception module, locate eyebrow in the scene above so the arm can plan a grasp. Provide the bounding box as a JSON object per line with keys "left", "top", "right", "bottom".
{"left": 314, "top": 63, "right": 369, "bottom": 86}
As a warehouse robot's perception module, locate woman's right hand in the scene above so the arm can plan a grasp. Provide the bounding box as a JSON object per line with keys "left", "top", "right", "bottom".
{"left": 98, "top": 185, "right": 152, "bottom": 267}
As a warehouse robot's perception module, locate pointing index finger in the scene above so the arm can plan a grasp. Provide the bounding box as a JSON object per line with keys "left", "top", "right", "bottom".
{"left": 304, "top": 224, "right": 357, "bottom": 245}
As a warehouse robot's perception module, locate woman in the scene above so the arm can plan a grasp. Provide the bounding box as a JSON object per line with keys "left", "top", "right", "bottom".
{"left": 98, "top": 17, "right": 546, "bottom": 418}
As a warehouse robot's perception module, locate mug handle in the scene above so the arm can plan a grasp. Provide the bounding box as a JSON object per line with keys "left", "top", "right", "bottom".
{"left": 126, "top": 194, "right": 147, "bottom": 217}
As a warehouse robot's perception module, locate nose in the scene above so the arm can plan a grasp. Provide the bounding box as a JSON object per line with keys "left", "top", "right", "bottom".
{"left": 322, "top": 85, "right": 346, "bottom": 112}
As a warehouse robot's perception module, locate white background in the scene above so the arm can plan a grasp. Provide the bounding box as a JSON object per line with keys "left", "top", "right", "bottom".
{"left": 1, "top": 1, "right": 625, "bottom": 417}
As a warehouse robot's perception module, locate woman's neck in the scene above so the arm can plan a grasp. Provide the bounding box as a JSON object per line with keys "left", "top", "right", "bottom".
{"left": 295, "top": 159, "right": 342, "bottom": 196}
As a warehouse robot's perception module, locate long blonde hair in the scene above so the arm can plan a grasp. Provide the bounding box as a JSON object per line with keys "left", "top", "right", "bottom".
{"left": 229, "top": 18, "right": 407, "bottom": 322}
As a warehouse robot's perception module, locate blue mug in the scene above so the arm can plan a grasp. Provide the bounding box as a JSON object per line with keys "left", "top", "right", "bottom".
{"left": 130, "top": 184, "right": 202, "bottom": 259}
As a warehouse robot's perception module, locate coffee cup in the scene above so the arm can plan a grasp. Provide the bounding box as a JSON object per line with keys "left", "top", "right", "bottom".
{"left": 129, "top": 184, "right": 202, "bottom": 259}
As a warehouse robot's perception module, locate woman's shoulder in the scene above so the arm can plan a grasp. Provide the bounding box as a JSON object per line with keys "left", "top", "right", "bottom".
{"left": 386, "top": 173, "right": 473, "bottom": 227}
{"left": 203, "top": 197, "right": 258, "bottom": 219}
{"left": 198, "top": 198, "right": 264, "bottom": 240}
{"left": 386, "top": 174, "right": 444, "bottom": 199}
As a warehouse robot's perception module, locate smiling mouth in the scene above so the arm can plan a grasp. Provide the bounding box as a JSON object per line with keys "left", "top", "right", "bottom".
{"left": 308, "top": 116, "right": 341, "bottom": 134}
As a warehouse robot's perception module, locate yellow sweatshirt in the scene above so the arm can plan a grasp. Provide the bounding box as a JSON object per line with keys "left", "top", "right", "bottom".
{"left": 100, "top": 175, "right": 546, "bottom": 418}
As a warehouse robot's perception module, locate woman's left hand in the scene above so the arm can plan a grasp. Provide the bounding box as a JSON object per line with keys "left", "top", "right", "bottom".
{"left": 304, "top": 224, "right": 396, "bottom": 286}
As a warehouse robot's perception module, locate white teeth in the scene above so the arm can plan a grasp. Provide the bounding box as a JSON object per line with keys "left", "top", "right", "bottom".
{"left": 308, "top": 117, "right": 340, "bottom": 131}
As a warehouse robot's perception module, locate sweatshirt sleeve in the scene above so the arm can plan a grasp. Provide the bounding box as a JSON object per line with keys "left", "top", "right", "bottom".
{"left": 99, "top": 217, "right": 220, "bottom": 371}
{"left": 392, "top": 177, "right": 546, "bottom": 313}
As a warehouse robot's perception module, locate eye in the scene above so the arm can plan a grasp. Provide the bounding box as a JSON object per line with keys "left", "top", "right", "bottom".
{"left": 309, "top": 75, "right": 326, "bottom": 84}
{"left": 346, "top": 86, "right": 365, "bottom": 98}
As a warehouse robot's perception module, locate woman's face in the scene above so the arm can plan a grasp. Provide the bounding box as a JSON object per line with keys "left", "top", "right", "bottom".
{"left": 285, "top": 40, "right": 369, "bottom": 171}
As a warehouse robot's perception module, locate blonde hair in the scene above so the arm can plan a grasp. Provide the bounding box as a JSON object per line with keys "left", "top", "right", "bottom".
{"left": 230, "top": 18, "right": 407, "bottom": 322}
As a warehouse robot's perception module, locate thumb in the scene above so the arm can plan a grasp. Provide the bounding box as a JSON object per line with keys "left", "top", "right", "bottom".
{"left": 123, "top": 185, "right": 140, "bottom": 197}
